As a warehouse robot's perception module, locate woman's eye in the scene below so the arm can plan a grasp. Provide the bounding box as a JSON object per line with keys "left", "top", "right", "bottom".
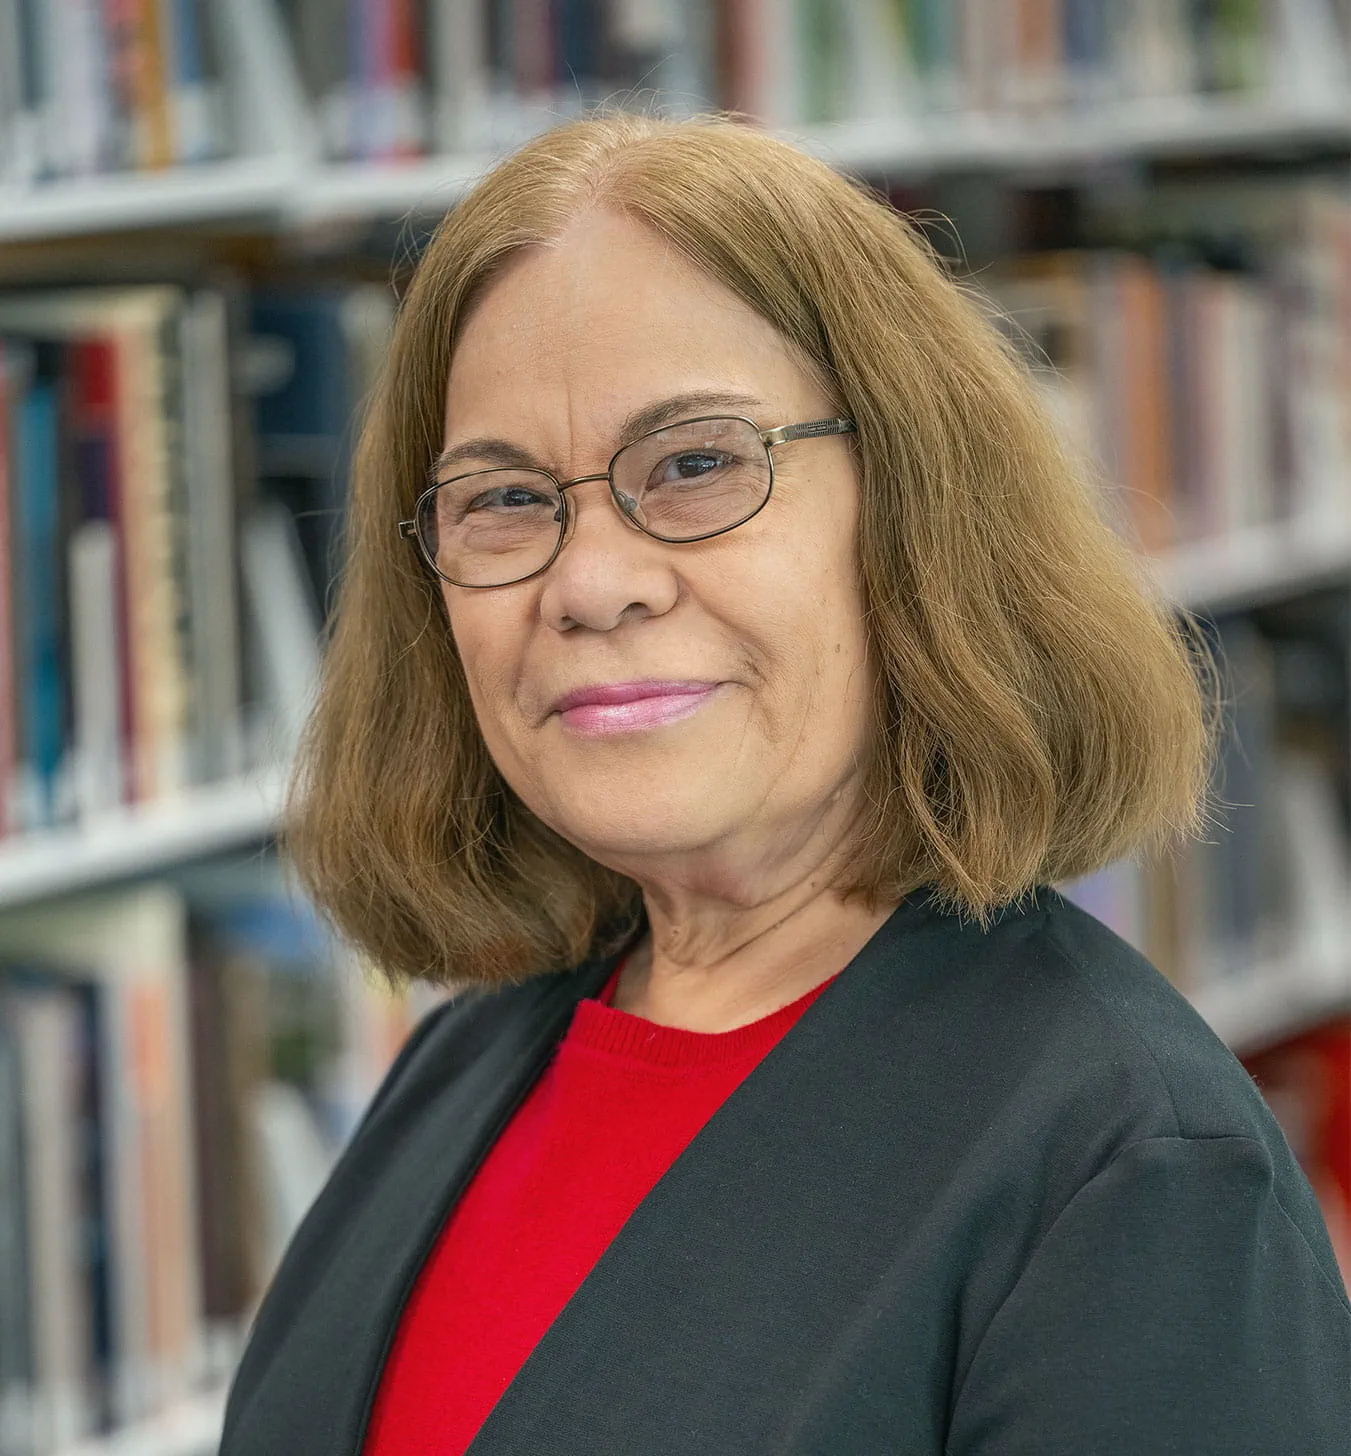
{"left": 652, "top": 450, "right": 731, "bottom": 486}
{"left": 463, "top": 485, "right": 551, "bottom": 514}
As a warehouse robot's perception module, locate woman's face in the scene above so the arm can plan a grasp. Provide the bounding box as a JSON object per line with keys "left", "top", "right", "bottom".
{"left": 440, "top": 210, "right": 873, "bottom": 881}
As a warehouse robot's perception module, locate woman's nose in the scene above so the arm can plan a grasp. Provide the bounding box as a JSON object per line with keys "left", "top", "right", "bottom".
{"left": 537, "top": 476, "right": 678, "bottom": 632}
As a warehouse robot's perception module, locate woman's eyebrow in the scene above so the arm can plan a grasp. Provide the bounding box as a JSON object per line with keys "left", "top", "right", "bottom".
{"left": 617, "top": 389, "right": 768, "bottom": 440}
{"left": 430, "top": 390, "right": 769, "bottom": 482}
{"left": 428, "top": 437, "right": 540, "bottom": 482}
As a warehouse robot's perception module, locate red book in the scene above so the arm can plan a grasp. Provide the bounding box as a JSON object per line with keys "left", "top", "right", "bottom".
{"left": 384, "top": 0, "right": 424, "bottom": 159}
{"left": 70, "top": 338, "right": 133, "bottom": 809}
{"left": 1243, "top": 1017, "right": 1351, "bottom": 1293}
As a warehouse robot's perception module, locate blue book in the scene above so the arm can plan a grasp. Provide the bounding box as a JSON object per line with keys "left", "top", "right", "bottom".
{"left": 249, "top": 290, "right": 357, "bottom": 613}
{"left": 169, "top": 0, "right": 216, "bottom": 163}
{"left": 12, "top": 344, "right": 64, "bottom": 825}
{"left": 558, "top": 0, "right": 599, "bottom": 94}
{"left": 1063, "top": 0, "right": 1106, "bottom": 67}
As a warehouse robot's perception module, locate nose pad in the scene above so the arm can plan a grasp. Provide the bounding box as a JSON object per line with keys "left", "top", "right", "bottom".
{"left": 553, "top": 478, "right": 645, "bottom": 554}
{"left": 614, "top": 490, "right": 644, "bottom": 527}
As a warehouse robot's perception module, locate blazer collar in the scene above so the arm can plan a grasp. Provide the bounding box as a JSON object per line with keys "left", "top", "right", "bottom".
{"left": 223, "top": 883, "right": 962, "bottom": 1455}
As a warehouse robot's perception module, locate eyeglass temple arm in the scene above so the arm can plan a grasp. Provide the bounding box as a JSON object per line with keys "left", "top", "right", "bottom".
{"left": 761, "top": 418, "right": 856, "bottom": 446}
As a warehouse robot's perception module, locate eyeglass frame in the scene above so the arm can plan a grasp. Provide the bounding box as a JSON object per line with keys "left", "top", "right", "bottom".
{"left": 397, "top": 413, "right": 858, "bottom": 589}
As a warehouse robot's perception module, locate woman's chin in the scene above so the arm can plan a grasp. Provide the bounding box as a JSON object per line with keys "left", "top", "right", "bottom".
{"left": 542, "top": 784, "right": 741, "bottom": 867}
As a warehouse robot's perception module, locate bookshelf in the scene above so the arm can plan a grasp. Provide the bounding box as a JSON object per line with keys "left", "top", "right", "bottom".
{"left": 288, "top": 93, "right": 1351, "bottom": 227}
{"left": 0, "top": 524, "right": 1338, "bottom": 914}
{"left": 1191, "top": 945, "right": 1351, "bottom": 1054}
{"left": 0, "top": 770, "right": 285, "bottom": 912}
{"left": 1156, "top": 516, "right": 1351, "bottom": 616}
{"left": 4, "top": 94, "right": 1351, "bottom": 244}
{"left": 0, "top": 160, "right": 297, "bottom": 245}
{"left": 798, "top": 92, "right": 1351, "bottom": 176}
{"left": 55, "top": 1391, "right": 224, "bottom": 1456}
{"left": 1, "top": 2, "right": 1349, "bottom": 1453}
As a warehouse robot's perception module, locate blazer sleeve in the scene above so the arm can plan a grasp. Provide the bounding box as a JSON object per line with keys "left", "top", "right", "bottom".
{"left": 946, "top": 1134, "right": 1351, "bottom": 1456}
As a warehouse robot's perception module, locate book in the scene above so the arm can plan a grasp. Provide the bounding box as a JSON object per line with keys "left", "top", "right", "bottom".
{"left": 1243, "top": 1017, "right": 1351, "bottom": 1293}
{"left": 249, "top": 283, "right": 394, "bottom": 608}
{"left": 167, "top": 0, "right": 227, "bottom": 164}
{"left": 179, "top": 291, "right": 244, "bottom": 785}
{"left": 0, "top": 291, "right": 185, "bottom": 813}
{"left": 0, "top": 284, "right": 253, "bottom": 829}
{"left": 0, "top": 857, "right": 437, "bottom": 1442}
{"left": 7, "top": 972, "right": 99, "bottom": 1449}
{"left": 0, "top": 1001, "right": 35, "bottom": 1456}
{"left": 0, "top": 885, "right": 203, "bottom": 1428}
{"left": 66, "top": 337, "right": 129, "bottom": 817}
{"left": 429, "top": 0, "right": 488, "bottom": 151}
{"left": 9, "top": 341, "right": 67, "bottom": 830}
{"left": 0, "top": 343, "right": 19, "bottom": 838}
{"left": 979, "top": 186, "right": 1351, "bottom": 553}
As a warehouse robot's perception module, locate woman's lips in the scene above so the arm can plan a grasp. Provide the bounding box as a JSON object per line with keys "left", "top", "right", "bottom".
{"left": 555, "top": 682, "right": 720, "bottom": 736}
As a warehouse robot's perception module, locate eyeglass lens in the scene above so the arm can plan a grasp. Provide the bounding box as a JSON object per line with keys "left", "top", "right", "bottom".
{"left": 418, "top": 416, "right": 772, "bottom": 587}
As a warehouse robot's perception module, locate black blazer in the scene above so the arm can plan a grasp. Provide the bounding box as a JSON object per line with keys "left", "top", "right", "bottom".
{"left": 220, "top": 885, "right": 1351, "bottom": 1454}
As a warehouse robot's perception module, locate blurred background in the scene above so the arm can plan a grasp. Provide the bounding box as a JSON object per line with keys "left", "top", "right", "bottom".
{"left": 0, "top": 1, "right": 1349, "bottom": 1451}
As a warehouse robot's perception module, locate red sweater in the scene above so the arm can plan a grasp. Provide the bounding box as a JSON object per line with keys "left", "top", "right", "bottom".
{"left": 363, "top": 961, "right": 841, "bottom": 1456}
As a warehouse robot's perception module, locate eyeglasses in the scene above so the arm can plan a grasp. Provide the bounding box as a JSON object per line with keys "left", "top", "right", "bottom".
{"left": 397, "top": 413, "right": 857, "bottom": 589}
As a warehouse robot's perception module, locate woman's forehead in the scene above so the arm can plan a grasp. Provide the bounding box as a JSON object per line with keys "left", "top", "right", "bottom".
{"left": 458, "top": 234, "right": 765, "bottom": 360}
{"left": 446, "top": 224, "right": 817, "bottom": 435}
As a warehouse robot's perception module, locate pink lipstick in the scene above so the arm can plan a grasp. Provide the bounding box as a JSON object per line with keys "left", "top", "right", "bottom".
{"left": 553, "top": 681, "right": 719, "bottom": 736}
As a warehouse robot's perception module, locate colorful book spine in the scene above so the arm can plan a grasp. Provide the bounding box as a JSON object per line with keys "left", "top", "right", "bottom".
{"left": 12, "top": 345, "right": 65, "bottom": 828}
{"left": 0, "top": 284, "right": 255, "bottom": 830}
{"left": 0, "top": 344, "right": 18, "bottom": 837}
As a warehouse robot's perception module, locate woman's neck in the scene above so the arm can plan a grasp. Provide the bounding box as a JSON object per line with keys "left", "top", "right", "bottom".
{"left": 611, "top": 883, "right": 898, "bottom": 1033}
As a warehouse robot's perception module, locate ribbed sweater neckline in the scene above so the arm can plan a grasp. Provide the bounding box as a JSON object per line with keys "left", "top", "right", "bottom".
{"left": 563, "top": 959, "right": 842, "bottom": 1070}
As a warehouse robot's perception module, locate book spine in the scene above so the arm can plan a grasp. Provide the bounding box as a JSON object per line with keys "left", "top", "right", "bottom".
{"left": 151, "top": 305, "right": 194, "bottom": 798}
{"left": 179, "top": 293, "right": 243, "bottom": 786}
{"left": 0, "top": 344, "right": 17, "bottom": 837}
{"left": 112, "top": 301, "right": 188, "bottom": 803}
{"left": 101, "top": 0, "right": 136, "bottom": 169}
{"left": 13, "top": 347, "right": 65, "bottom": 828}
{"left": 0, "top": 999, "right": 36, "bottom": 1456}
{"left": 1118, "top": 256, "right": 1175, "bottom": 555}
{"left": 69, "top": 338, "right": 128, "bottom": 814}
{"left": 430, "top": 0, "right": 487, "bottom": 151}
{"left": 380, "top": 0, "right": 425, "bottom": 157}
{"left": 14, "top": 985, "right": 96, "bottom": 1448}
{"left": 167, "top": 0, "right": 213, "bottom": 163}
{"left": 126, "top": 0, "right": 172, "bottom": 168}
{"left": 1243, "top": 1020, "right": 1351, "bottom": 1294}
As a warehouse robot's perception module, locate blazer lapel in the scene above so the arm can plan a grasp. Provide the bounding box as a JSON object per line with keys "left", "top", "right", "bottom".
{"left": 462, "top": 886, "right": 960, "bottom": 1456}
{"left": 219, "top": 952, "right": 617, "bottom": 1456}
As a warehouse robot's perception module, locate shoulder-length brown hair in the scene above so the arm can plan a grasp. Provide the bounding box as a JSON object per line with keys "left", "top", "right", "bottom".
{"left": 285, "top": 109, "right": 1222, "bottom": 989}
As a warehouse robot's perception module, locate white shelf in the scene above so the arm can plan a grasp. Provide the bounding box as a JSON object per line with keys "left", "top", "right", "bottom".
{"left": 56, "top": 1388, "right": 225, "bottom": 1456}
{"left": 289, "top": 152, "right": 493, "bottom": 227}
{"left": 1154, "top": 516, "right": 1351, "bottom": 615}
{"left": 293, "top": 96, "right": 1351, "bottom": 228}
{"left": 1190, "top": 952, "right": 1351, "bottom": 1055}
{"left": 0, "top": 770, "right": 286, "bottom": 910}
{"left": 798, "top": 93, "right": 1351, "bottom": 177}
{"left": 0, "top": 159, "right": 296, "bottom": 243}
{"left": 3, "top": 92, "right": 1349, "bottom": 242}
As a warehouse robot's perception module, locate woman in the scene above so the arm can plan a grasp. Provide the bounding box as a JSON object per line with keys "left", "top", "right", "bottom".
{"left": 220, "top": 113, "right": 1350, "bottom": 1454}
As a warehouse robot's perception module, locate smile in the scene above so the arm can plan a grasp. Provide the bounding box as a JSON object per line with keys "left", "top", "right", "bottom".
{"left": 556, "top": 683, "right": 720, "bottom": 736}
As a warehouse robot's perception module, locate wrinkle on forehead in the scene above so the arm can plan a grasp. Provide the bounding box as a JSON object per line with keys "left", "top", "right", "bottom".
{"left": 441, "top": 210, "right": 822, "bottom": 475}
